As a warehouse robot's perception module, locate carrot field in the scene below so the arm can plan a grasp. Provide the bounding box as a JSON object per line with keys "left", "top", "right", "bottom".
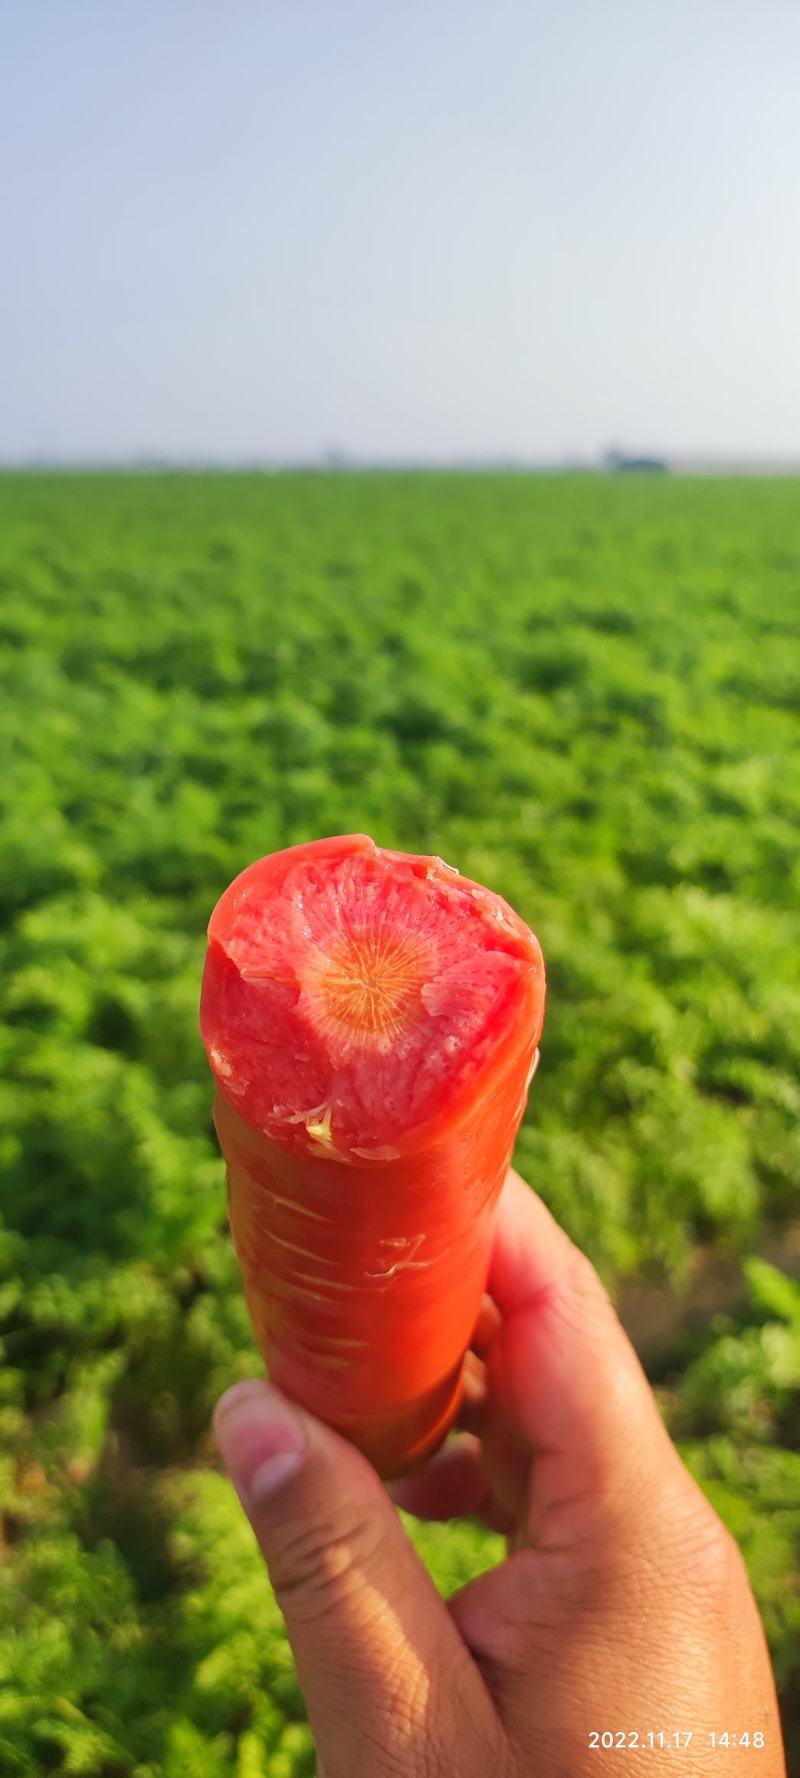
{"left": 1, "top": 470, "right": 798, "bottom": 1775}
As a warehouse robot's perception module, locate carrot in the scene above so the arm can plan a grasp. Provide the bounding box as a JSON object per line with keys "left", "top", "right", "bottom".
{"left": 199, "top": 833, "right": 545, "bottom": 1478}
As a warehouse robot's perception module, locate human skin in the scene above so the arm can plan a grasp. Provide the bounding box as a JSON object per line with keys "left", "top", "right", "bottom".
{"left": 214, "top": 1167, "right": 787, "bottom": 1778}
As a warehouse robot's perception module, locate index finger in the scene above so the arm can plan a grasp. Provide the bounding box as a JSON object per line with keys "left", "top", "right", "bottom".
{"left": 487, "top": 1166, "right": 581, "bottom": 1315}
{"left": 483, "top": 1167, "right": 684, "bottom": 1542}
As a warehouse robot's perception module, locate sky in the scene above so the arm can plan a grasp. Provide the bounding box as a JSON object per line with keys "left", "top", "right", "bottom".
{"left": 2, "top": 0, "right": 800, "bottom": 464}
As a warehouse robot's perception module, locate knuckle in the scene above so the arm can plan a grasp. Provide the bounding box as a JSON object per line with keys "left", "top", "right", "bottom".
{"left": 267, "top": 1497, "right": 386, "bottom": 1625}
{"left": 679, "top": 1506, "right": 746, "bottom": 1598}
{"left": 557, "top": 1246, "right": 618, "bottom": 1336}
{"left": 618, "top": 1489, "right": 747, "bottom": 1621}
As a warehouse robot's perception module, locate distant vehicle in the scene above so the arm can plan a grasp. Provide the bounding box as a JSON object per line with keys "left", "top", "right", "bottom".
{"left": 605, "top": 449, "right": 669, "bottom": 475}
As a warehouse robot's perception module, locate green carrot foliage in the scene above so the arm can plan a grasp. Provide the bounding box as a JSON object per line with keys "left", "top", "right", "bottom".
{"left": 1, "top": 471, "right": 798, "bottom": 1771}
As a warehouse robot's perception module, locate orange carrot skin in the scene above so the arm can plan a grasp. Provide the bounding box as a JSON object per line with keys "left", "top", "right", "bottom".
{"left": 213, "top": 1017, "right": 537, "bottom": 1478}
{"left": 201, "top": 835, "right": 545, "bottom": 1479}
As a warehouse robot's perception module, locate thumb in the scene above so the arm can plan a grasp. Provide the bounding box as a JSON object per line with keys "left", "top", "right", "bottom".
{"left": 213, "top": 1379, "right": 500, "bottom": 1778}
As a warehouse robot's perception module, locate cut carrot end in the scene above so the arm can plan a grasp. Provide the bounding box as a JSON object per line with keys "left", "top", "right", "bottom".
{"left": 200, "top": 835, "right": 545, "bottom": 1162}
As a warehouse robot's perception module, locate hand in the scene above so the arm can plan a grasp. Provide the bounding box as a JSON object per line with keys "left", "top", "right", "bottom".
{"left": 213, "top": 1167, "right": 786, "bottom": 1777}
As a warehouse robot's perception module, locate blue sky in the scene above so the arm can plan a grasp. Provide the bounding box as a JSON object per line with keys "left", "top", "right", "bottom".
{"left": 2, "top": 1, "right": 799, "bottom": 462}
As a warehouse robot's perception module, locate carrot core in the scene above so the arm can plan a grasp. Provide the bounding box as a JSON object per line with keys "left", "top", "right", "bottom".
{"left": 302, "top": 927, "right": 433, "bottom": 1050}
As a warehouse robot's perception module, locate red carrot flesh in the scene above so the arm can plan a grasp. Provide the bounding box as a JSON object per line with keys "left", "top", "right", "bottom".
{"left": 199, "top": 833, "right": 545, "bottom": 1478}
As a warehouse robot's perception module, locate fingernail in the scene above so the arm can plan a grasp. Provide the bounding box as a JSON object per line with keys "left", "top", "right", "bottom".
{"left": 214, "top": 1379, "right": 308, "bottom": 1508}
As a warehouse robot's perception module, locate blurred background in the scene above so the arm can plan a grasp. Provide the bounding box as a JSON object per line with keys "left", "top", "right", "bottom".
{"left": 1, "top": 5, "right": 799, "bottom": 1775}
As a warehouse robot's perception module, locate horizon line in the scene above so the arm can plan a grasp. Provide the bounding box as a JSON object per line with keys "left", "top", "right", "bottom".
{"left": 1, "top": 458, "right": 800, "bottom": 480}
{"left": 2, "top": 450, "right": 800, "bottom": 478}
